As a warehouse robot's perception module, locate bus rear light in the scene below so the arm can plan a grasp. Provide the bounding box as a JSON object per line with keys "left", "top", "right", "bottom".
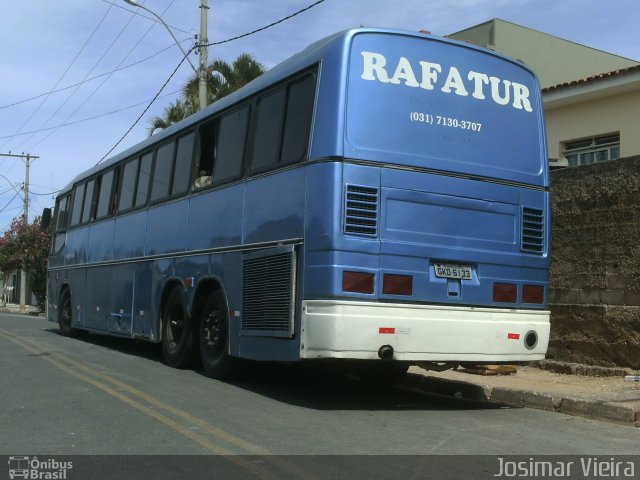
{"left": 523, "top": 285, "right": 544, "bottom": 304}
{"left": 383, "top": 274, "right": 413, "bottom": 296}
{"left": 493, "top": 283, "right": 517, "bottom": 303}
{"left": 342, "top": 271, "right": 374, "bottom": 294}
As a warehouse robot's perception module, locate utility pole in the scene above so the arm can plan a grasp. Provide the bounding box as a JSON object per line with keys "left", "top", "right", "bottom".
{"left": 0, "top": 152, "right": 39, "bottom": 310}
{"left": 198, "top": 0, "right": 209, "bottom": 110}
{"left": 124, "top": 0, "right": 209, "bottom": 110}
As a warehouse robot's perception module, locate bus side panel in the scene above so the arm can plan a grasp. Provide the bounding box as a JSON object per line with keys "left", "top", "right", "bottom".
{"left": 86, "top": 220, "right": 114, "bottom": 263}
{"left": 65, "top": 228, "right": 89, "bottom": 266}
{"left": 85, "top": 265, "right": 110, "bottom": 331}
{"left": 107, "top": 263, "right": 138, "bottom": 335}
{"left": 187, "top": 185, "right": 244, "bottom": 251}
{"left": 131, "top": 262, "right": 154, "bottom": 340}
{"left": 66, "top": 268, "right": 86, "bottom": 328}
{"left": 147, "top": 200, "right": 188, "bottom": 255}
{"left": 114, "top": 211, "right": 147, "bottom": 259}
{"left": 243, "top": 169, "right": 306, "bottom": 244}
{"left": 232, "top": 168, "right": 307, "bottom": 362}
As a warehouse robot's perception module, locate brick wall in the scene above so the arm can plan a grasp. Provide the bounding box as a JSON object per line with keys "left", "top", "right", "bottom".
{"left": 549, "top": 155, "right": 640, "bottom": 369}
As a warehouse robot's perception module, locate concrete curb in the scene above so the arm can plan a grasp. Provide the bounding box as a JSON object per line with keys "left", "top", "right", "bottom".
{"left": 398, "top": 373, "right": 640, "bottom": 428}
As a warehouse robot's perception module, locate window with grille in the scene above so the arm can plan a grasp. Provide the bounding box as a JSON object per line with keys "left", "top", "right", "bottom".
{"left": 563, "top": 134, "right": 620, "bottom": 167}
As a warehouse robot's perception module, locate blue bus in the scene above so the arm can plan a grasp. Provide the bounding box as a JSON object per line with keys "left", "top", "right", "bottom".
{"left": 47, "top": 28, "right": 550, "bottom": 381}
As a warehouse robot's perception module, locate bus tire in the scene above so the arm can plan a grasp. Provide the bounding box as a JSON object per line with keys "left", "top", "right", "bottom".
{"left": 199, "top": 291, "right": 241, "bottom": 380}
{"left": 58, "top": 288, "right": 76, "bottom": 336}
{"left": 162, "top": 287, "right": 197, "bottom": 368}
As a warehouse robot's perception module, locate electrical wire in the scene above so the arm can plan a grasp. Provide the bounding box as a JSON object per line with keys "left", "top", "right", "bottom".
{"left": 205, "top": 0, "right": 326, "bottom": 47}
{"left": 28, "top": 0, "right": 180, "bottom": 150}
{"left": 0, "top": 90, "right": 182, "bottom": 141}
{"left": 97, "top": 0, "right": 328, "bottom": 164}
{"left": 101, "top": 0, "right": 192, "bottom": 35}
{"left": 1, "top": 4, "right": 115, "bottom": 151}
{"left": 0, "top": 39, "right": 192, "bottom": 111}
{"left": 98, "top": 51, "right": 193, "bottom": 164}
{"left": 0, "top": 190, "right": 23, "bottom": 215}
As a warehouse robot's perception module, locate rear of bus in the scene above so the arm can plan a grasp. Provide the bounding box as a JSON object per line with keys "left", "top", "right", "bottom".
{"left": 300, "top": 30, "right": 550, "bottom": 365}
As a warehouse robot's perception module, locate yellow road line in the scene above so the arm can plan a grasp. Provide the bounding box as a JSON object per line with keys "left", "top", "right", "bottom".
{"left": 0, "top": 327, "right": 321, "bottom": 480}
{"left": 0, "top": 329, "right": 281, "bottom": 480}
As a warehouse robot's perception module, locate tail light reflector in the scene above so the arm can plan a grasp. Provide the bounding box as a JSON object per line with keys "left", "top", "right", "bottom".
{"left": 383, "top": 274, "right": 413, "bottom": 296}
{"left": 494, "top": 283, "right": 517, "bottom": 303}
{"left": 523, "top": 285, "right": 544, "bottom": 304}
{"left": 343, "top": 271, "right": 374, "bottom": 294}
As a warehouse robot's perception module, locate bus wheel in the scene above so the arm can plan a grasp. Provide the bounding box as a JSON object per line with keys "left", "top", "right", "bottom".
{"left": 58, "top": 288, "right": 75, "bottom": 336}
{"left": 162, "top": 287, "right": 197, "bottom": 368}
{"left": 199, "top": 291, "right": 241, "bottom": 379}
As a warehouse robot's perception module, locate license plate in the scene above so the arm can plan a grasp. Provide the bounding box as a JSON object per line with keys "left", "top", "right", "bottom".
{"left": 434, "top": 263, "right": 473, "bottom": 280}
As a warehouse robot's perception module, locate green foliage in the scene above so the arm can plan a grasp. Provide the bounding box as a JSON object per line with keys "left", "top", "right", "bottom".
{"left": 0, "top": 217, "right": 51, "bottom": 307}
{"left": 149, "top": 53, "right": 265, "bottom": 135}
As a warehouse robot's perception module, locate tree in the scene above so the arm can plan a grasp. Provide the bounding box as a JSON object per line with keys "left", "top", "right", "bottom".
{"left": 149, "top": 98, "right": 195, "bottom": 136}
{"left": 0, "top": 217, "right": 50, "bottom": 309}
{"left": 148, "top": 53, "right": 265, "bottom": 134}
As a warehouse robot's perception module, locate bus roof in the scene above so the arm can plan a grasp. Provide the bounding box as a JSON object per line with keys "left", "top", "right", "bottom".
{"left": 60, "top": 28, "right": 539, "bottom": 194}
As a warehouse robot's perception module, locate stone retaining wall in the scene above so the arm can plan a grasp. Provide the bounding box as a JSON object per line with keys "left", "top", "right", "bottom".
{"left": 548, "top": 156, "right": 640, "bottom": 369}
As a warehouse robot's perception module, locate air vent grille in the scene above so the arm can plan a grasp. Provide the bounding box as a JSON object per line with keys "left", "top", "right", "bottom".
{"left": 242, "top": 249, "right": 295, "bottom": 335}
{"left": 344, "top": 185, "right": 379, "bottom": 236}
{"left": 521, "top": 207, "right": 544, "bottom": 254}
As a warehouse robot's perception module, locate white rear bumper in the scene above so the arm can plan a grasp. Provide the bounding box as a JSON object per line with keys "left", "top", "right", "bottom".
{"left": 300, "top": 300, "right": 550, "bottom": 361}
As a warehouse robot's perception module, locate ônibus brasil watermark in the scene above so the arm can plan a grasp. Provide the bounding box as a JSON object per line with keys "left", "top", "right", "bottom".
{"left": 7, "top": 456, "right": 72, "bottom": 480}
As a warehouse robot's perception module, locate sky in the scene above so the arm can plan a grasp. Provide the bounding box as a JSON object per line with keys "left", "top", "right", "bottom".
{"left": 0, "top": 0, "right": 638, "bottom": 233}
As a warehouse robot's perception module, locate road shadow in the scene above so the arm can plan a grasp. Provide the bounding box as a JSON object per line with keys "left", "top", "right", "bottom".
{"left": 215, "top": 362, "right": 504, "bottom": 412}
{"left": 45, "top": 327, "right": 502, "bottom": 412}
{"left": 46, "top": 327, "right": 164, "bottom": 363}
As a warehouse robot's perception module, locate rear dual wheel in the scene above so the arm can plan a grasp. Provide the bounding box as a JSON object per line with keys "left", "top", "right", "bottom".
{"left": 162, "top": 288, "right": 198, "bottom": 368}
{"left": 199, "top": 290, "right": 242, "bottom": 379}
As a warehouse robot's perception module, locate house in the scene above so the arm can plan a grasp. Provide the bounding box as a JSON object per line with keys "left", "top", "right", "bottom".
{"left": 449, "top": 19, "right": 640, "bottom": 369}
{"left": 448, "top": 19, "right": 640, "bottom": 167}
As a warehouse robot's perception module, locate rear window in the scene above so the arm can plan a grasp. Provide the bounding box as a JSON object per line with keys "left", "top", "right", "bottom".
{"left": 347, "top": 33, "right": 546, "bottom": 186}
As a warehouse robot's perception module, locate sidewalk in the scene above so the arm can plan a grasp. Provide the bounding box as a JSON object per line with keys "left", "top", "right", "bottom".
{"left": 0, "top": 302, "right": 41, "bottom": 315}
{"left": 401, "top": 363, "right": 640, "bottom": 428}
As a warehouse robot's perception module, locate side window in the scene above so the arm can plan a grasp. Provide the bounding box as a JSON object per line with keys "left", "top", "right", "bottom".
{"left": 195, "top": 121, "right": 217, "bottom": 189}
{"left": 135, "top": 152, "right": 153, "bottom": 207}
{"left": 118, "top": 157, "right": 139, "bottom": 212}
{"left": 70, "top": 183, "right": 86, "bottom": 226}
{"left": 55, "top": 195, "right": 70, "bottom": 231}
{"left": 281, "top": 75, "right": 315, "bottom": 163}
{"left": 249, "top": 72, "right": 316, "bottom": 172}
{"left": 81, "top": 179, "right": 96, "bottom": 224}
{"left": 172, "top": 132, "right": 194, "bottom": 196}
{"left": 96, "top": 170, "right": 115, "bottom": 219}
{"left": 150, "top": 142, "right": 174, "bottom": 202}
{"left": 250, "top": 89, "right": 286, "bottom": 171}
{"left": 214, "top": 106, "right": 249, "bottom": 184}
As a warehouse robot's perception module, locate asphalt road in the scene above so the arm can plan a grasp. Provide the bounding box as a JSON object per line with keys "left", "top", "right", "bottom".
{"left": 1, "top": 313, "right": 638, "bottom": 479}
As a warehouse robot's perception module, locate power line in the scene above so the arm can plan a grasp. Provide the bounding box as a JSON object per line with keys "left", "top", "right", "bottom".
{"left": 28, "top": 0, "right": 180, "bottom": 151}
{"left": 0, "top": 90, "right": 182, "bottom": 140}
{"left": 101, "top": 0, "right": 192, "bottom": 35}
{"left": 205, "top": 0, "right": 326, "bottom": 47}
{"left": 1, "top": 4, "right": 115, "bottom": 151}
{"left": 0, "top": 39, "right": 191, "bottom": 111}
{"left": 98, "top": 0, "right": 328, "bottom": 164}
{"left": 98, "top": 52, "right": 192, "bottom": 164}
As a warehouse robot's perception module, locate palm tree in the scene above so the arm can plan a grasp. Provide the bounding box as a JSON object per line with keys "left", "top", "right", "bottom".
{"left": 184, "top": 53, "right": 265, "bottom": 108}
{"left": 149, "top": 53, "right": 265, "bottom": 135}
{"left": 148, "top": 98, "right": 194, "bottom": 136}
